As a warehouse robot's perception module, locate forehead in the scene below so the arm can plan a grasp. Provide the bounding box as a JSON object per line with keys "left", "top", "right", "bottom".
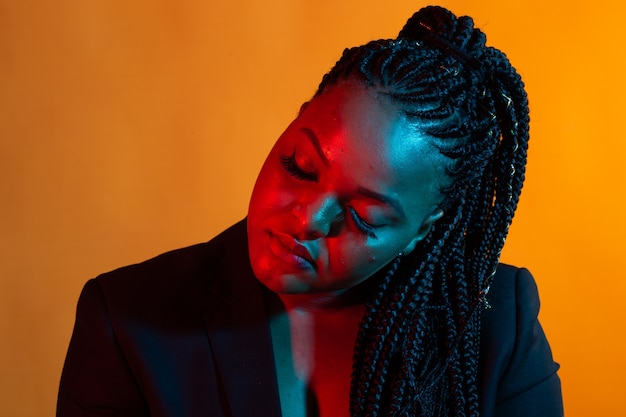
{"left": 300, "top": 81, "right": 444, "bottom": 181}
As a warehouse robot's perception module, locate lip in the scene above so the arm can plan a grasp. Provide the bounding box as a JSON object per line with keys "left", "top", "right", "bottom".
{"left": 270, "top": 232, "right": 317, "bottom": 270}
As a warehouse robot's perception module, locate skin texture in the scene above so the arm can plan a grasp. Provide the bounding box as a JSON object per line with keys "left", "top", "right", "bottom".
{"left": 247, "top": 80, "right": 448, "bottom": 301}
{"left": 248, "top": 80, "right": 452, "bottom": 416}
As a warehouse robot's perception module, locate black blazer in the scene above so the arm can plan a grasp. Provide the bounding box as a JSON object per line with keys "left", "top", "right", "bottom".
{"left": 57, "top": 220, "right": 563, "bottom": 417}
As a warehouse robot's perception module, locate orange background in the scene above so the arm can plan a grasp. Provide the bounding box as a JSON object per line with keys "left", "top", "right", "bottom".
{"left": 1, "top": 1, "right": 624, "bottom": 415}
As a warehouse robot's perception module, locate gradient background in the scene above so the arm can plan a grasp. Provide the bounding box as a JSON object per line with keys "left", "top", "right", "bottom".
{"left": 1, "top": 0, "right": 624, "bottom": 415}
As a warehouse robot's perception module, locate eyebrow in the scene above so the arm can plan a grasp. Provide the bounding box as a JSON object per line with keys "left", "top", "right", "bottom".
{"left": 300, "top": 127, "right": 330, "bottom": 167}
{"left": 300, "top": 126, "right": 405, "bottom": 217}
{"left": 356, "top": 187, "right": 406, "bottom": 218}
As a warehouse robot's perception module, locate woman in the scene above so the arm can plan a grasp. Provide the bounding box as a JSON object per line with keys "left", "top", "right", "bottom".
{"left": 57, "top": 6, "right": 563, "bottom": 417}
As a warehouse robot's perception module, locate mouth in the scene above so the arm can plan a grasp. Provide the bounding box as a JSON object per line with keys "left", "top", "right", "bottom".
{"left": 270, "top": 232, "right": 316, "bottom": 270}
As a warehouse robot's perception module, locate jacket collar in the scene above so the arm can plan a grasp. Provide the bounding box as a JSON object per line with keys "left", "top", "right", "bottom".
{"left": 198, "top": 219, "right": 283, "bottom": 417}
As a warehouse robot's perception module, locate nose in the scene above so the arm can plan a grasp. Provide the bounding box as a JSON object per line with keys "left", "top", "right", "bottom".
{"left": 292, "top": 194, "right": 342, "bottom": 239}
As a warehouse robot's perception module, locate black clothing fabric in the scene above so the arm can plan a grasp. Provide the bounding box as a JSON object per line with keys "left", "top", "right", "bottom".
{"left": 57, "top": 219, "right": 563, "bottom": 417}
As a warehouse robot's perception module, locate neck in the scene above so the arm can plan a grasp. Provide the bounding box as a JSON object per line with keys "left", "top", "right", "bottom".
{"left": 277, "top": 274, "right": 382, "bottom": 313}
{"left": 278, "top": 291, "right": 363, "bottom": 313}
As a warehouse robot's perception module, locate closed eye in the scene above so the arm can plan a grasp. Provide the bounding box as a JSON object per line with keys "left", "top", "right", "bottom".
{"left": 280, "top": 152, "right": 318, "bottom": 182}
{"left": 348, "top": 207, "right": 377, "bottom": 239}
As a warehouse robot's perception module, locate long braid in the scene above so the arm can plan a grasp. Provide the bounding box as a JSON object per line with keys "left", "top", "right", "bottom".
{"left": 316, "top": 6, "right": 529, "bottom": 416}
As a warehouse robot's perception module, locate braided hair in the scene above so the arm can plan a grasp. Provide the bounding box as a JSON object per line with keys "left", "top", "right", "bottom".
{"left": 316, "top": 6, "right": 529, "bottom": 417}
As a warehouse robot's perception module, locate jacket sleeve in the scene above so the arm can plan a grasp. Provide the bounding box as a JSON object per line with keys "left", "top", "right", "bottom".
{"left": 480, "top": 267, "right": 564, "bottom": 417}
{"left": 57, "top": 279, "right": 149, "bottom": 417}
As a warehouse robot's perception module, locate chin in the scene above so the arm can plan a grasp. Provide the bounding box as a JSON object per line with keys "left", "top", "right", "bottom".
{"left": 270, "top": 274, "right": 315, "bottom": 294}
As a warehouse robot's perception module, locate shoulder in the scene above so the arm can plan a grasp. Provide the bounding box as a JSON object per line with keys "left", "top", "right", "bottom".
{"left": 83, "top": 219, "right": 251, "bottom": 322}
{"left": 478, "top": 264, "right": 563, "bottom": 417}
{"left": 479, "top": 264, "right": 541, "bottom": 384}
{"left": 479, "top": 265, "right": 544, "bottom": 371}
{"left": 482, "top": 264, "right": 540, "bottom": 328}
{"left": 60, "top": 221, "right": 252, "bottom": 415}
{"left": 96, "top": 220, "right": 247, "bottom": 291}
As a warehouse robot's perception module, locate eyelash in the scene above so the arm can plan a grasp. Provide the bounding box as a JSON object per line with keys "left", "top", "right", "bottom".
{"left": 349, "top": 207, "right": 377, "bottom": 238}
{"left": 279, "top": 151, "right": 377, "bottom": 238}
{"left": 279, "top": 152, "right": 318, "bottom": 182}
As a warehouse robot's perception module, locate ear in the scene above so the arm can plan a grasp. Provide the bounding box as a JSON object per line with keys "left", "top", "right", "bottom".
{"left": 401, "top": 209, "right": 444, "bottom": 255}
{"left": 298, "top": 101, "right": 310, "bottom": 116}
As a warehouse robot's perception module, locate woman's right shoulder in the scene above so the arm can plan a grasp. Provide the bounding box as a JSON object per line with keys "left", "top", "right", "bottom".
{"left": 81, "top": 219, "right": 250, "bottom": 316}
{"left": 95, "top": 219, "right": 247, "bottom": 291}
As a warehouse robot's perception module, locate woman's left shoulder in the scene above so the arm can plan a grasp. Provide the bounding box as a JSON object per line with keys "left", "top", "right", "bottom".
{"left": 480, "top": 263, "right": 552, "bottom": 365}
{"left": 484, "top": 263, "right": 540, "bottom": 314}
{"left": 478, "top": 264, "right": 564, "bottom": 417}
{"left": 479, "top": 264, "right": 546, "bottom": 374}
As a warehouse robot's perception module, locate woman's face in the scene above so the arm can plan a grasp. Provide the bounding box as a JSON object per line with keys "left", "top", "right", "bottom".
{"left": 247, "top": 80, "right": 449, "bottom": 295}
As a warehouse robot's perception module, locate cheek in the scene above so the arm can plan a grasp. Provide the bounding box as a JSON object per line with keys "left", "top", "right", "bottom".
{"left": 326, "top": 236, "right": 398, "bottom": 285}
{"left": 249, "top": 163, "right": 296, "bottom": 214}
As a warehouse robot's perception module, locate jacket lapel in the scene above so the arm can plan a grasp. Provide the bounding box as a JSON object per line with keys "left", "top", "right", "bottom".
{"left": 203, "top": 293, "right": 282, "bottom": 417}
{"left": 199, "top": 219, "right": 283, "bottom": 417}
